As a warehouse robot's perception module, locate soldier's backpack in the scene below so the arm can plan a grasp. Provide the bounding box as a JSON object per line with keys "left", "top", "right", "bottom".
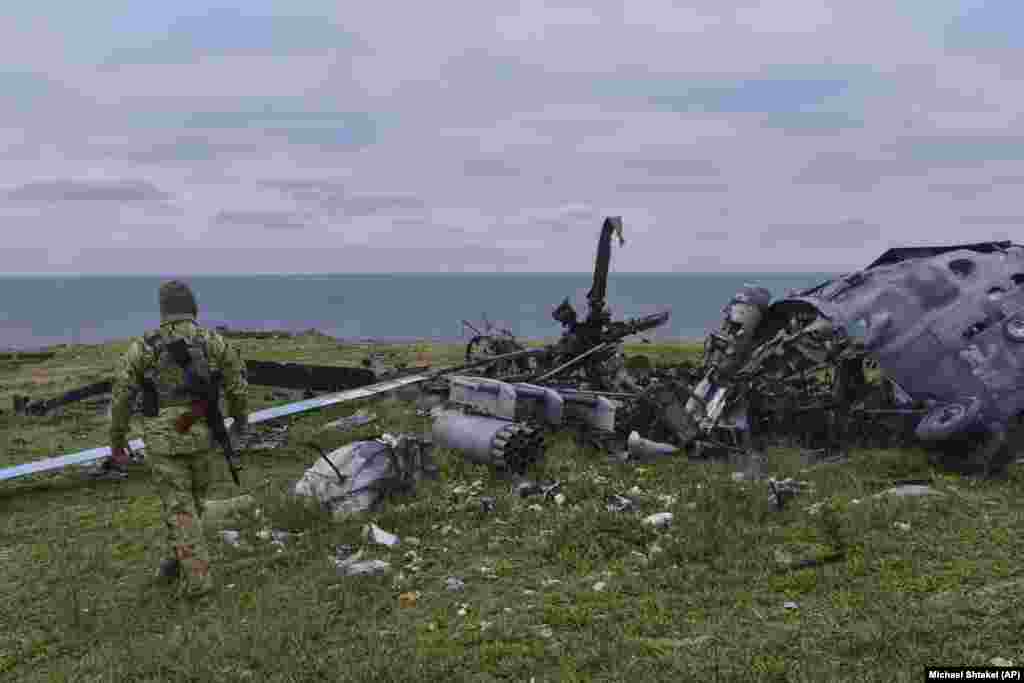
{"left": 139, "top": 330, "right": 217, "bottom": 417}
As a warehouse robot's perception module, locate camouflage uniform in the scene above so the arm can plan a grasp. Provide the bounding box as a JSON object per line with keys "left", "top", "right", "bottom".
{"left": 109, "top": 281, "right": 248, "bottom": 598}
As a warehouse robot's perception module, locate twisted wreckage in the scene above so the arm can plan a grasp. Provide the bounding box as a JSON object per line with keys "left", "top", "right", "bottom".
{"left": 4, "top": 221, "right": 1023, "bottom": 488}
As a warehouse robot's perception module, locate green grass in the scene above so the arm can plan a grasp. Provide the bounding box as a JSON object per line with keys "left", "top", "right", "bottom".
{"left": 1, "top": 335, "right": 1023, "bottom": 681}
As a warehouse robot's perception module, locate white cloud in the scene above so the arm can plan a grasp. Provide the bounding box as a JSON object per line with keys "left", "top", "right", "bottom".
{"left": 1, "top": 2, "right": 1022, "bottom": 273}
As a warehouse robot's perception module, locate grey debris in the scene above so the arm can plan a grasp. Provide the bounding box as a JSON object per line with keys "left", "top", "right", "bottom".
{"left": 220, "top": 530, "right": 242, "bottom": 547}
{"left": 445, "top": 576, "right": 466, "bottom": 592}
{"left": 642, "top": 512, "right": 674, "bottom": 529}
{"left": 872, "top": 485, "right": 945, "bottom": 499}
{"left": 768, "top": 478, "right": 812, "bottom": 510}
{"left": 480, "top": 496, "right": 497, "bottom": 513}
{"left": 541, "top": 481, "right": 563, "bottom": 501}
{"left": 514, "top": 480, "right": 542, "bottom": 498}
{"left": 319, "top": 410, "right": 377, "bottom": 433}
{"left": 341, "top": 559, "right": 392, "bottom": 576}
{"left": 333, "top": 547, "right": 391, "bottom": 576}
{"left": 783, "top": 601, "right": 800, "bottom": 610}
{"left": 237, "top": 424, "right": 289, "bottom": 451}
{"left": 364, "top": 523, "right": 401, "bottom": 547}
{"left": 606, "top": 494, "right": 636, "bottom": 513}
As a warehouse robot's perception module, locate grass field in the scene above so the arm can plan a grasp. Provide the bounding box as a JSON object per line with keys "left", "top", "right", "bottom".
{"left": 1, "top": 333, "right": 1023, "bottom": 682}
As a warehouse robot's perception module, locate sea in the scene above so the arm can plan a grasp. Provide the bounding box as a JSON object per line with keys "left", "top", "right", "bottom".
{"left": 0, "top": 273, "right": 839, "bottom": 351}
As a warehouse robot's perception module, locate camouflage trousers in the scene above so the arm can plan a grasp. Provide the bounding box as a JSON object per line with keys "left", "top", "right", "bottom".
{"left": 143, "top": 413, "right": 216, "bottom": 598}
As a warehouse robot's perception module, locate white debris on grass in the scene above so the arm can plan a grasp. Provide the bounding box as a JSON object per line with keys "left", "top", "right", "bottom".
{"left": 643, "top": 512, "right": 674, "bottom": 529}
{"left": 364, "top": 523, "right": 401, "bottom": 547}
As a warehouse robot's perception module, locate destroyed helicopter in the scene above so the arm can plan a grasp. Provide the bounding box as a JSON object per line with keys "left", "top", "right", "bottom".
{"left": 452, "top": 216, "right": 670, "bottom": 391}
{"left": 624, "top": 240, "right": 1024, "bottom": 476}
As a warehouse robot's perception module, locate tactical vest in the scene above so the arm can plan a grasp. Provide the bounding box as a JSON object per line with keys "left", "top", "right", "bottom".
{"left": 139, "top": 329, "right": 215, "bottom": 416}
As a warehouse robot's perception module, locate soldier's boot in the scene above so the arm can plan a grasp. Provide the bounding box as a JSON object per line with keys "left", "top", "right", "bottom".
{"left": 175, "top": 544, "right": 214, "bottom": 600}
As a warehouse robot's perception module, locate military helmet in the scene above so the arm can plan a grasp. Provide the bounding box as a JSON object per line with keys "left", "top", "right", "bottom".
{"left": 158, "top": 280, "right": 198, "bottom": 323}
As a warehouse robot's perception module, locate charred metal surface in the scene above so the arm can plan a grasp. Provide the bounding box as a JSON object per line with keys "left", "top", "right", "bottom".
{"left": 244, "top": 360, "right": 376, "bottom": 393}
{"left": 448, "top": 217, "right": 668, "bottom": 395}
{"left": 13, "top": 380, "right": 113, "bottom": 416}
{"left": 635, "top": 241, "right": 1024, "bottom": 475}
{"left": 13, "top": 360, "right": 377, "bottom": 416}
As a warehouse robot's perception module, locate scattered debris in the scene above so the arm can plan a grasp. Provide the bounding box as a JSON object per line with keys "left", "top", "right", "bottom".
{"left": 768, "top": 478, "right": 812, "bottom": 510}
{"left": 893, "top": 521, "right": 912, "bottom": 532}
{"left": 445, "top": 577, "right": 466, "bottom": 592}
{"left": 990, "top": 657, "right": 1015, "bottom": 667}
{"left": 606, "top": 495, "right": 635, "bottom": 513}
{"left": 238, "top": 424, "right": 290, "bottom": 451}
{"left": 872, "top": 485, "right": 945, "bottom": 499}
{"left": 398, "top": 591, "right": 419, "bottom": 608}
{"left": 292, "top": 435, "right": 436, "bottom": 518}
{"left": 319, "top": 410, "right": 377, "bottom": 433}
{"left": 541, "top": 481, "right": 563, "bottom": 500}
{"left": 627, "top": 431, "right": 678, "bottom": 460}
{"left": 783, "top": 601, "right": 800, "bottom": 610}
{"left": 515, "top": 481, "right": 542, "bottom": 498}
{"left": 220, "top": 530, "right": 242, "bottom": 547}
{"left": 364, "top": 523, "right": 401, "bottom": 547}
{"left": 643, "top": 512, "right": 674, "bottom": 529}
{"left": 256, "top": 529, "right": 298, "bottom": 547}
{"left": 592, "top": 581, "right": 607, "bottom": 592}
{"left": 553, "top": 493, "right": 567, "bottom": 506}
{"left": 334, "top": 548, "right": 391, "bottom": 577}
{"left": 479, "top": 496, "right": 496, "bottom": 513}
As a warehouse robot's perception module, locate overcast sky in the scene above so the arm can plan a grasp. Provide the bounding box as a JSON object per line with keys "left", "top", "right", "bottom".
{"left": 1, "top": 1, "right": 1022, "bottom": 274}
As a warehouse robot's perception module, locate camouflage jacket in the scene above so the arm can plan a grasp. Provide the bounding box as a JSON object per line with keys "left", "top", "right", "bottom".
{"left": 109, "top": 320, "right": 248, "bottom": 450}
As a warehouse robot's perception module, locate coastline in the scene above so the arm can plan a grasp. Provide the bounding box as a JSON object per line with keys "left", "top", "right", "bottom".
{"left": 2, "top": 330, "right": 708, "bottom": 355}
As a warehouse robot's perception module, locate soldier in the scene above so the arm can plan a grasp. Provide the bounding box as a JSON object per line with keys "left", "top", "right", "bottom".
{"left": 101, "top": 280, "right": 248, "bottom": 599}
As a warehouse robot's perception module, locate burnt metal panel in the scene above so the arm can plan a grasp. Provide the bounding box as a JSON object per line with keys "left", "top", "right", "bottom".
{"left": 865, "top": 241, "right": 1022, "bottom": 270}
{"left": 244, "top": 360, "right": 376, "bottom": 392}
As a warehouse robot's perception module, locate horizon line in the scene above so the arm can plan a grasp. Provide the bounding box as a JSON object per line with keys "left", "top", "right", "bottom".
{"left": 0, "top": 270, "right": 847, "bottom": 277}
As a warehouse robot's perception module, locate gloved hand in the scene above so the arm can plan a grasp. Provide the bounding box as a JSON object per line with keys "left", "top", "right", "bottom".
{"left": 110, "top": 446, "right": 132, "bottom": 466}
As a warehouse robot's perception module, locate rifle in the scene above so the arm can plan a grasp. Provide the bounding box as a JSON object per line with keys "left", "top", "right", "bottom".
{"left": 165, "top": 339, "right": 243, "bottom": 486}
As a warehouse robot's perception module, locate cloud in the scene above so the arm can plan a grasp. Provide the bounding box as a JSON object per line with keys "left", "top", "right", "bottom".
{"left": 760, "top": 218, "right": 882, "bottom": 249}
{"left": 6, "top": 3, "right": 1024, "bottom": 275}
{"left": 183, "top": 109, "right": 378, "bottom": 149}
{"left": 103, "top": 8, "right": 359, "bottom": 65}
{"left": 927, "top": 182, "right": 994, "bottom": 200}
{"left": 959, "top": 215, "right": 1024, "bottom": 227}
{"left": 260, "top": 179, "right": 348, "bottom": 202}
{"left": 622, "top": 158, "right": 720, "bottom": 177}
{"left": 614, "top": 182, "right": 729, "bottom": 194}
{"left": 943, "top": 1, "right": 1024, "bottom": 52}
{"left": 761, "top": 110, "right": 864, "bottom": 135}
{"left": 5, "top": 179, "right": 172, "bottom": 202}
{"left": 463, "top": 158, "right": 522, "bottom": 178}
{"left": 692, "top": 230, "right": 733, "bottom": 242}
{"left": 792, "top": 152, "right": 910, "bottom": 192}
{"left": 213, "top": 210, "right": 309, "bottom": 230}
{"left": 337, "top": 194, "right": 427, "bottom": 217}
